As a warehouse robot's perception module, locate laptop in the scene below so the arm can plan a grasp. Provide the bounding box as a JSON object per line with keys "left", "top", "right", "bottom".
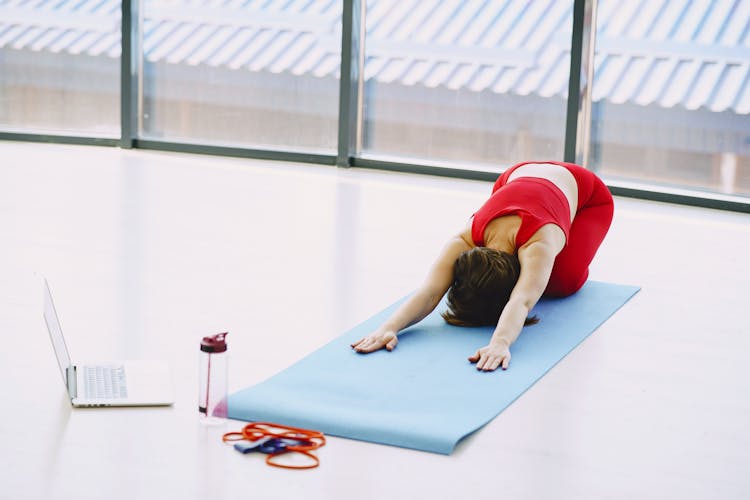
{"left": 43, "top": 278, "right": 174, "bottom": 407}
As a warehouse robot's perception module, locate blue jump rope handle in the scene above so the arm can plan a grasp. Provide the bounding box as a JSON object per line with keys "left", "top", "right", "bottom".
{"left": 233, "top": 437, "right": 311, "bottom": 455}
{"left": 233, "top": 437, "right": 276, "bottom": 454}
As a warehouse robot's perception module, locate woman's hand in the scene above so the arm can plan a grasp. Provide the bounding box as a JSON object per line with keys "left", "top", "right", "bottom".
{"left": 351, "top": 330, "right": 398, "bottom": 353}
{"left": 468, "top": 339, "right": 511, "bottom": 371}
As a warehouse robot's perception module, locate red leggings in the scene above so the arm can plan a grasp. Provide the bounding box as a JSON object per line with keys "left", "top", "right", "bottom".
{"left": 497, "top": 162, "right": 614, "bottom": 297}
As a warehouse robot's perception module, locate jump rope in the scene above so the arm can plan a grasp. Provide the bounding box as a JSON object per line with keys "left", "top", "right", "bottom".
{"left": 222, "top": 422, "right": 326, "bottom": 470}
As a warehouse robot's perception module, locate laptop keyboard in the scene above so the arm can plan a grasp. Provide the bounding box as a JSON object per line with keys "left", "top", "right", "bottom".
{"left": 83, "top": 365, "right": 128, "bottom": 399}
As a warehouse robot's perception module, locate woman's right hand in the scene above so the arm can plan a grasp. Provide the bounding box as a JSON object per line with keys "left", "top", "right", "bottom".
{"left": 351, "top": 329, "right": 398, "bottom": 353}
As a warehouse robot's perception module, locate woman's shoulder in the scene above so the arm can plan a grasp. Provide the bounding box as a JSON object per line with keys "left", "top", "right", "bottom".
{"left": 518, "top": 223, "right": 566, "bottom": 254}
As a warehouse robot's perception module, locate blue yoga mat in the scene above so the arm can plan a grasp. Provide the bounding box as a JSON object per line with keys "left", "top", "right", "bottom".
{"left": 228, "top": 281, "right": 639, "bottom": 454}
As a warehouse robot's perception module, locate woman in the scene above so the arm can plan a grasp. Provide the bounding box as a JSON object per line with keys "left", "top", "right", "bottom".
{"left": 351, "top": 161, "right": 614, "bottom": 372}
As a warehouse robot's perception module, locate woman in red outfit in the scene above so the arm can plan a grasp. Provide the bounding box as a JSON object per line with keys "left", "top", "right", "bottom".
{"left": 351, "top": 161, "right": 614, "bottom": 372}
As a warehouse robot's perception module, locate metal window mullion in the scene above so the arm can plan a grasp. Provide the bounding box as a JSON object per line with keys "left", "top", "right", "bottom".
{"left": 121, "top": 0, "right": 141, "bottom": 149}
{"left": 337, "top": 0, "right": 365, "bottom": 167}
{"left": 564, "top": 0, "right": 597, "bottom": 166}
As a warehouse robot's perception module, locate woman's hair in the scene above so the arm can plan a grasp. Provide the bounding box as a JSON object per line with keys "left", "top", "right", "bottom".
{"left": 442, "top": 247, "right": 539, "bottom": 327}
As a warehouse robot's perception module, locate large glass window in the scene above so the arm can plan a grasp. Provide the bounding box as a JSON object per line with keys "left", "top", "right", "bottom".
{"left": 0, "top": 0, "right": 121, "bottom": 136}
{"left": 1, "top": 0, "right": 748, "bottom": 210}
{"left": 140, "top": 0, "right": 342, "bottom": 153}
{"left": 590, "top": 0, "right": 750, "bottom": 197}
{"left": 361, "top": 0, "right": 574, "bottom": 171}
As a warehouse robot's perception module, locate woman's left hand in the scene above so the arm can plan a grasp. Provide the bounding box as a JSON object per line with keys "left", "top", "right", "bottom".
{"left": 468, "top": 340, "right": 511, "bottom": 371}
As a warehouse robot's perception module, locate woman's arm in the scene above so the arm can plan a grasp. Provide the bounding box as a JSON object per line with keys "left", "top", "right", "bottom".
{"left": 469, "top": 234, "right": 561, "bottom": 370}
{"left": 351, "top": 234, "right": 472, "bottom": 353}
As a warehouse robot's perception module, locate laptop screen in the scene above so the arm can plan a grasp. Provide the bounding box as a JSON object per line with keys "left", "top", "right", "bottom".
{"left": 43, "top": 279, "right": 73, "bottom": 388}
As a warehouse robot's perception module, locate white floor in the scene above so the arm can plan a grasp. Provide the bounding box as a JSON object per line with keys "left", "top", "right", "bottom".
{"left": 1, "top": 141, "right": 748, "bottom": 500}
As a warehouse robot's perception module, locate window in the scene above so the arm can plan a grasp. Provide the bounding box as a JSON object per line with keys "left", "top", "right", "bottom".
{"left": 590, "top": 0, "right": 750, "bottom": 197}
{"left": 1, "top": 0, "right": 747, "bottom": 210}
{"left": 361, "top": 0, "right": 574, "bottom": 171}
{"left": 0, "top": 0, "right": 120, "bottom": 136}
{"left": 140, "top": 0, "right": 342, "bottom": 153}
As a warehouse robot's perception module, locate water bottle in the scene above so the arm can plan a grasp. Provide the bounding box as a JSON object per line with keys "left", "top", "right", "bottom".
{"left": 198, "top": 332, "right": 228, "bottom": 424}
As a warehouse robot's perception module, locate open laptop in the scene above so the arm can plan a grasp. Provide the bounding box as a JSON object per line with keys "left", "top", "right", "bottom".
{"left": 43, "top": 278, "right": 174, "bottom": 407}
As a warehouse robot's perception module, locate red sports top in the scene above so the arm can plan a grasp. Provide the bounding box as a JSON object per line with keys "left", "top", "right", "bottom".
{"left": 471, "top": 162, "right": 583, "bottom": 248}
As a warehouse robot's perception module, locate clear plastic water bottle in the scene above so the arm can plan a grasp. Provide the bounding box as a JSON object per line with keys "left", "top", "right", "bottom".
{"left": 198, "top": 332, "right": 228, "bottom": 424}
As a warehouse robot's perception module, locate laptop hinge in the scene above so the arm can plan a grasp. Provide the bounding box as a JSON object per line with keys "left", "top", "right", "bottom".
{"left": 66, "top": 366, "right": 77, "bottom": 399}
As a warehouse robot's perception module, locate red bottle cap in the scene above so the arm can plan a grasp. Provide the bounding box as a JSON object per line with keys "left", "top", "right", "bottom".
{"left": 201, "top": 332, "right": 228, "bottom": 353}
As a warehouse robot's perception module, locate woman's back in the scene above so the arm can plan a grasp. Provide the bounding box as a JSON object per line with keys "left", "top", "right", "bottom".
{"left": 504, "top": 162, "right": 578, "bottom": 224}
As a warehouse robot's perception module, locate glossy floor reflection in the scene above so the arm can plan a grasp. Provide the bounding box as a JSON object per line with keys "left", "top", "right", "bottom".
{"left": 1, "top": 141, "right": 748, "bottom": 499}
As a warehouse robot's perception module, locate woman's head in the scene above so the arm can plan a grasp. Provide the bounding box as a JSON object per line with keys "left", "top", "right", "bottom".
{"left": 442, "top": 247, "right": 537, "bottom": 327}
